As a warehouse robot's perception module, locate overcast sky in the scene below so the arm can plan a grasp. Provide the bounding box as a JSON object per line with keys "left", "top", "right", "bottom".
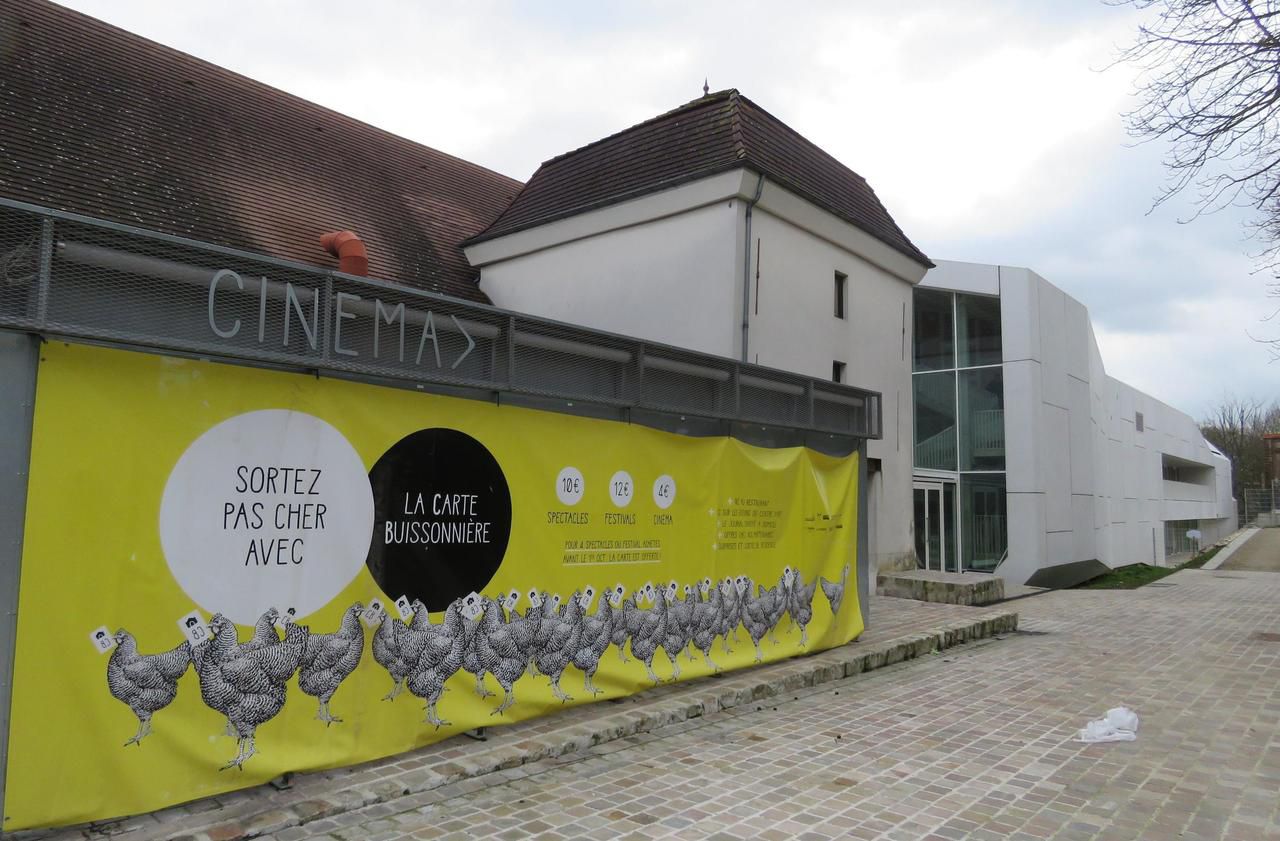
{"left": 57, "top": 0, "right": 1278, "bottom": 421}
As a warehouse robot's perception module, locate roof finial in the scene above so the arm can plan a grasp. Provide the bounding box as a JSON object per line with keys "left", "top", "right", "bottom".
{"left": 703, "top": 77, "right": 709, "bottom": 96}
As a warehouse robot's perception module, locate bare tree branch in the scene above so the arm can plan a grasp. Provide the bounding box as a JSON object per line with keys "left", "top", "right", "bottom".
{"left": 1112, "top": 0, "right": 1280, "bottom": 355}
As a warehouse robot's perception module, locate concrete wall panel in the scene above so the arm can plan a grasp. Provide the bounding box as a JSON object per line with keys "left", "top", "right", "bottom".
{"left": 1071, "top": 495, "right": 1096, "bottom": 562}
{"left": 998, "top": 268, "right": 1040, "bottom": 363}
{"left": 1003, "top": 360, "right": 1043, "bottom": 494}
{"left": 1043, "top": 404, "right": 1071, "bottom": 532}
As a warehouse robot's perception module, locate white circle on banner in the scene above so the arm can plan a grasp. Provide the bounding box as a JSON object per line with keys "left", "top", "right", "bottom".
{"left": 159, "top": 409, "right": 374, "bottom": 625}
{"left": 652, "top": 475, "right": 676, "bottom": 510}
{"left": 556, "top": 466, "right": 585, "bottom": 506}
{"left": 609, "top": 470, "right": 634, "bottom": 508}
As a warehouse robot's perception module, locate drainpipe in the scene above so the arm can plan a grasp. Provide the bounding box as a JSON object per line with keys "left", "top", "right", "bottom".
{"left": 320, "top": 230, "right": 369, "bottom": 276}
{"left": 740, "top": 174, "right": 765, "bottom": 362}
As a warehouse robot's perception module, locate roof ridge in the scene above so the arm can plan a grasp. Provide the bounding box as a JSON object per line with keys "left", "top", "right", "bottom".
{"left": 736, "top": 94, "right": 869, "bottom": 185}
{"left": 537, "top": 88, "right": 740, "bottom": 169}
{"left": 727, "top": 90, "right": 747, "bottom": 160}
{"left": 469, "top": 85, "right": 931, "bottom": 268}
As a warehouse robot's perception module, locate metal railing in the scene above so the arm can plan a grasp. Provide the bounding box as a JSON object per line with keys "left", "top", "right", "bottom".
{"left": 0, "top": 198, "right": 881, "bottom": 442}
{"left": 915, "top": 426, "right": 956, "bottom": 469}
{"left": 968, "top": 409, "right": 1004, "bottom": 454}
{"left": 1242, "top": 485, "right": 1279, "bottom": 528}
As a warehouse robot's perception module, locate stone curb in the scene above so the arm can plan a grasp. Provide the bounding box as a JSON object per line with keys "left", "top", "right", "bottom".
{"left": 1201, "top": 528, "right": 1257, "bottom": 570}
{"left": 167, "top": 609, "right": 1018, "bottom": 841}
{"left": 876, "top": 572, "right": 1005, "bottom": 606}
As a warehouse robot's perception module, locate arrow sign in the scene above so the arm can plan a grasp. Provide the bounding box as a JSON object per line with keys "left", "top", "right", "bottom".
{"left": 450, "top": 314, "right": 474, "bottom": 369}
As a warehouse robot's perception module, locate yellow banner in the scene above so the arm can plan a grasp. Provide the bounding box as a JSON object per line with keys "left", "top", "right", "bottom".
{"left": 4, "top": 342, "right": 860, "bottom": 830}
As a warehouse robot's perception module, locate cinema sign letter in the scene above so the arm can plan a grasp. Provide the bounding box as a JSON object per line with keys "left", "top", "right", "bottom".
{"left": 206, "top": 269, "right": 476, "bottom": 368}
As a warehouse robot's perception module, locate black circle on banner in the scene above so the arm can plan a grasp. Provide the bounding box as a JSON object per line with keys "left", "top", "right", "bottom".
{"left": 366, "top": 428, "right": 511, "bottom": 611}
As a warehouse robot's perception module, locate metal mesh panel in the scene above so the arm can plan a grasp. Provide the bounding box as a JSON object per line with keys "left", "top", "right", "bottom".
{"left": 0, "top": 198, "right": 883, "bottom": 442}
{"left": 739, "top": 373, "right": 807, "bottom": 427}
{"left": 509, "top": 319, "right": 635, "bottom": 404}
{"left": 813, "top": 381, "right": 871, "bottom": 435}
{"left": 639, "top": 346, "right": 735, "bottom": 417}
{"left": 50, "top": 219, "right": 326, "bottom": 366}
{"left": 0, "top": 206, "right": 43, "bottom": 322}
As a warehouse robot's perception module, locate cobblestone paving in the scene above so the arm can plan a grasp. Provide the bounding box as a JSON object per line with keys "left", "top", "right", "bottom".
{"left": 264, "top": 569, "right": 1280, "bottom": 840}
{"left": 1219, "top": 527, "right": 1280, "bottom": 572}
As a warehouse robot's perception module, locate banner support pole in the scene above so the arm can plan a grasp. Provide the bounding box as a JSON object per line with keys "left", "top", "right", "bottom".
{"left": 0, "top": 331, "right": 40, "bottom": 822}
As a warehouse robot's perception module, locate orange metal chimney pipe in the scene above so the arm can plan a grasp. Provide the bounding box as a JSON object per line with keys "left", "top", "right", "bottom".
{"left": 319, "top": 230, "right": 369, "bottom": 276}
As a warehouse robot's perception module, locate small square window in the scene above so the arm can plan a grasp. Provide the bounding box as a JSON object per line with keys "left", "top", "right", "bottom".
{"left": 832, "top": 360, "right": 845, "bottom": 383}
{"left": 834, "top": 271, "right": 847, "bottom": 319}
{"left": 1136, "top": 412, "right": 1144, "bottom": 432}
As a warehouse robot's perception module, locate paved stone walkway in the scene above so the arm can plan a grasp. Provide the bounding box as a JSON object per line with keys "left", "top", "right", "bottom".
{"left": 1219, "top": 527, "right": 1280, "bottom": 572}
{"left": 254, "top": 569, "right": 1280, "bottom": 840}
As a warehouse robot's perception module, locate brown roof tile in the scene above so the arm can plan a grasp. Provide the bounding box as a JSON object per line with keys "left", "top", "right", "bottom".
{"left": 470, "top": 90, "right": 931, "bottom": 269}
{"left": 0, "top": 0, "right": 522, "bottom": 302}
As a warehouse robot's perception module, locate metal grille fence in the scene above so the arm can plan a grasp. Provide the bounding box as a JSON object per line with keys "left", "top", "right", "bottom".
{"left": 1242, "top": 485, "right": 1280, "bottom": 528}
{"left": 0, "top": 198, "right": 880, "bottom": 444}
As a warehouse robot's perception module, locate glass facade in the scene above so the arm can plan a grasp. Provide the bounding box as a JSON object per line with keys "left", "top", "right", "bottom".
{"left": 956, "top": 293, "right": 1002, "bottom": 367}
{"left": 960, "top": 474, "right": 1007, "bottom": 571}
{"left": 1164, "top": 519, "right": 1201, "bottom": 558}
{"left": 959, "top": 367, "right": 1005, "bottom": 471}
{"left": 912, "top": 289, "right": 1008, "bottom": 572}
{"left": 913, "top": 288, "right": 954, "bottom": 371}
{"left": 913, "top": 371, "right": 956, "bottom": 470}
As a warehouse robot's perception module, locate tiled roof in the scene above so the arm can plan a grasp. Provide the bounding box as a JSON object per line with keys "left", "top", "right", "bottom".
{"left": 0, "top": 0, "right": 522, "bottom": 303}
{"left": 470, "top": 89, "right": 932, "bottom": 269}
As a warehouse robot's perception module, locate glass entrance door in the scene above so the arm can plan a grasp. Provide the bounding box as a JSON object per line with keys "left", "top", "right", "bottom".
{"left": 913, "top": 481, "right": 958, "bottom": 572}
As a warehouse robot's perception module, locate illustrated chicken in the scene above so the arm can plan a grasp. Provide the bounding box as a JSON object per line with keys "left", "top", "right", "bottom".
{"left": 625, "top": 582, "right": 668, "bottom": 684}
{"left": 528, "top": 590, "right": 562, "bottom": 668}
{"left": 617, "top": 584, "right": 649, "bottom": 663}
{"left": 297, "top": 601, "right": 365, "bottom": 725}
{"left": 689, "top": 579, "right": 722, "bottom": 671}
{"left": 526, "top": 589, "right": 557, "bottom": 677}
{"left": 607, "top": 584, "right": 631, "bottom": 662}
{"left": 470, "top": 594, "right": 527, "bottom": 716}
{"left": 715, "top": 576, "right": 739, "bottom": 653}
{"left": 532, "top": 589, "right": 584, "bottom": 701}
{"left": 658, "top": 581, "right": 695, "bottom": 680}
{"left": 721, "top": 576, "right": 745, "bottom": 650}
{"left": 194, "top": 606, "right": 280, "bottom": 678}
{"left": 787, "top": 568, "right": 819, "bottom": 646}
{"left": 106, "top": 629, "right": 192, "bottom": 746}
{"left": 241, "top": 607, "right": 283, "bottom": 652}
{"left": 571, "top": 586, "right": 614, "bottom": 695}
{"left": 197, "top": 613, "right": 309, "bottom": 770}
{"left": 511, "top": 589, "right": 545, "bottom": 677}
{"left": 741, "top": 578, "right": 776, "bottom": 662}
{"left": 767, "top": 567, "right": 792, "bottom": 643}
{"left": 680, "top": 585, "right": 699, "bottom": 661}
{"left": 372, "top": 599, "right": 432, "bottom": 700}
{"left": 463, "top": 589, "right": 520, "bottom": 699}
{"left": 820, "top": 563, "right": 850, "bottom": 618}
{"left": 192, "top": 609, "right": 277, "bottom": 740}
{"left": 406, "top": 594, "right": 482, "bottom": 728}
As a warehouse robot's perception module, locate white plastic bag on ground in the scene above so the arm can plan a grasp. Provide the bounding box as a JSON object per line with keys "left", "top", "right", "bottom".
{"left": 1105, "top": 706, "right": 1139, "bottom": 733}
{"left": 1075, "top": 706, "right": 1139, "bottom": 743}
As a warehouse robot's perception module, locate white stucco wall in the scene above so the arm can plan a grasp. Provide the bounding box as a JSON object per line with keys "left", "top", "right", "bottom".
{"left": 475, "top": 201, "right": 741, "bottom": 358}
{"left": 924, "top": 260, "right": 1235, "bottom": 584}
{"left": 747, "top": 207, "right": 916, "bottom": 580}
{"left": 470, "top": 171, "right": 928, "bottom": 595}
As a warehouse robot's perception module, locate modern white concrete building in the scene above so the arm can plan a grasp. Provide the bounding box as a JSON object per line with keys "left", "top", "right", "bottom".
{"left": 465, "top": 89, "right": 1237, "bottom": 590}
{"left": 915, "top": 261, "right": 1236, "bottom": 586}
{"left": 466, "top": 90, "right": 934, "bottom": 595}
